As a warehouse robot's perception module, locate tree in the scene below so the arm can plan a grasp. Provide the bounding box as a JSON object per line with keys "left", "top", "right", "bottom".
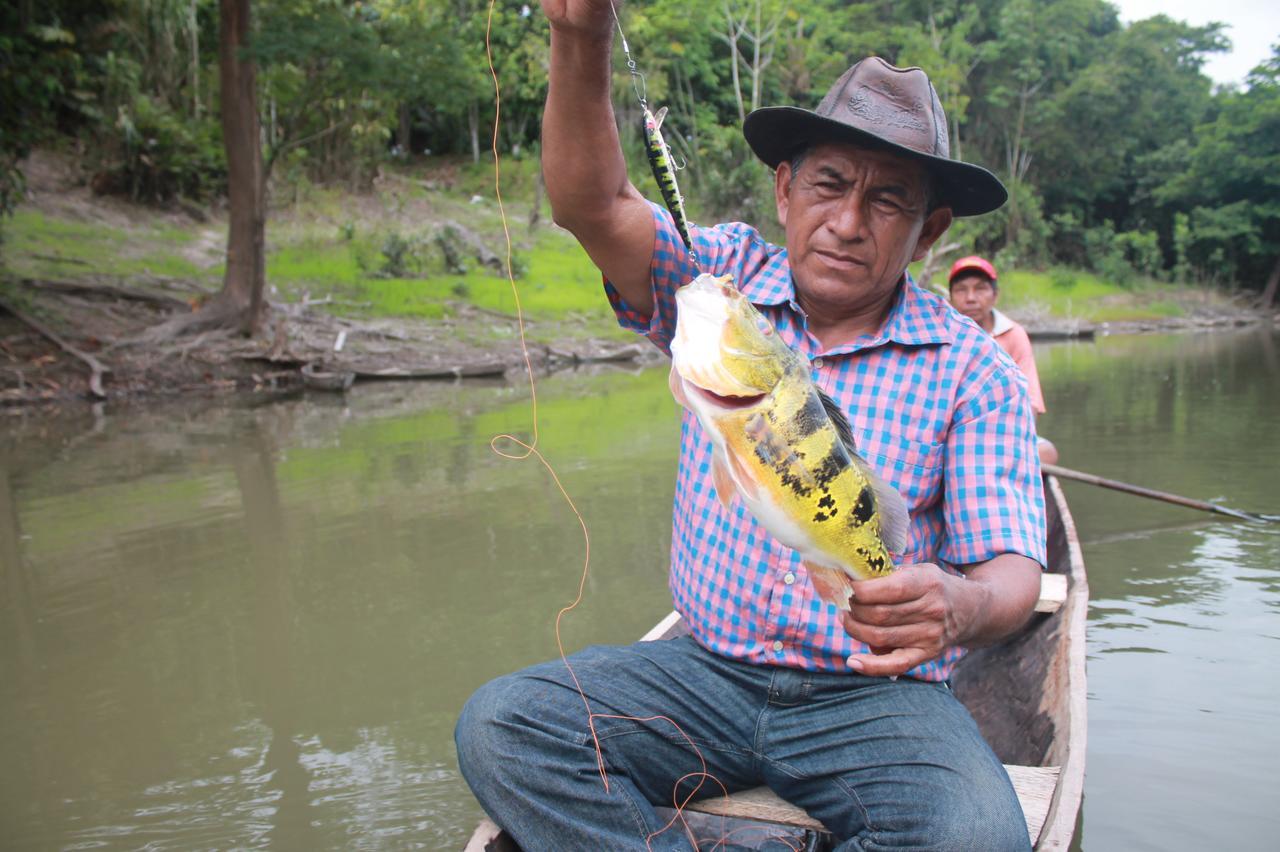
{"left": 214, "top": 0, "right": 266, "bottom": 335}
{"left": 1155, "top": 44, "right": 1280, "bottom": 304}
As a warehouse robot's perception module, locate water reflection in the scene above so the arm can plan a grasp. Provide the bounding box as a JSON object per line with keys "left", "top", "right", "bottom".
{"left": 1, "top": 331, "right": 1277, "bottom": 850}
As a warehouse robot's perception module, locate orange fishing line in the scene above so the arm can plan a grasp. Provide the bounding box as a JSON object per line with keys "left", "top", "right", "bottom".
{"left": 482, "top": 6, "right": 799, "bottom": 850}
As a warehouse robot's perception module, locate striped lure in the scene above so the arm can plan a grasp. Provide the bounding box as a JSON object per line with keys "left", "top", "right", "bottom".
{"left": 642, "top": 106, "right": 694, "bottom": 252}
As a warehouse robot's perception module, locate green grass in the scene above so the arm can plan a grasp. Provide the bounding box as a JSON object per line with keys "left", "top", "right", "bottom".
{"left": 266, "top": 221, "right": 620, "bottom": 332}
{"left": 2, "top": 175, "right": 1231, "bottom": 332}
{"left": 4, "top": 209, "right": 207, "bottom": 281}
{"left": 946, "top": 266, "right": 1194, "bottom": 324}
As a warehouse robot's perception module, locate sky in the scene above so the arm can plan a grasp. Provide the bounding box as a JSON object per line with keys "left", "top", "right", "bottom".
{"left": 1110, "top": 0, "right": 1278, "bottom": 86}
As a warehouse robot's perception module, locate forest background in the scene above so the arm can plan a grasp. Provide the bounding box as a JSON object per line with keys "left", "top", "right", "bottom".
{"left": 1, "top": 0, "right": 1278, "bottom": 396}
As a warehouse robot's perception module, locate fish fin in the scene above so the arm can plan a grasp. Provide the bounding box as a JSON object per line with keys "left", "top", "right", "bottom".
{"left": 653, "top": 105, "right": 668, "bottom": 129}
{"left": 725, "top": 448, "right": 759, "bottom": 500}
{"left": 817, "top": 388, "right": 858, "bottom": 454}
{"left": 860, "top": 463, "right": 910, "bottom": 554}
{"left": 711, "top": 452, "right": 737, "bottom": 510}
{"left": 668, "top": 363, "right": 690, "bottom": 409}
{"left": 804, "top": 560, "right": 854, "bottom": 611}
{"left": 817, "top": 388, "right": 910, "bottom": 554}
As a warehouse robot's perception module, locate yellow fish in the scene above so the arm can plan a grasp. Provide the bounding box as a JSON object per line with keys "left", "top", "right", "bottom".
{"left": 669, "top": 273, "right": 909, "bottom": 610}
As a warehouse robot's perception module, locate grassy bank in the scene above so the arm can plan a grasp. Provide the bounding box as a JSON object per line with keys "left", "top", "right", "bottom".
{"left": 3, "top": 154, "right": 1242, "bottom": 336}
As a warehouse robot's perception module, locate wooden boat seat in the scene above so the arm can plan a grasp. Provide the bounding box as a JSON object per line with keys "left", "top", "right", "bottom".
{"left": 681, "top": 763, "right": 1061, "bottom": 845}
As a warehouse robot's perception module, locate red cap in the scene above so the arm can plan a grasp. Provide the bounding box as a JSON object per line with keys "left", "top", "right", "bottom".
{"left": 948, "top": 255, "right": 997, "bottom": 284}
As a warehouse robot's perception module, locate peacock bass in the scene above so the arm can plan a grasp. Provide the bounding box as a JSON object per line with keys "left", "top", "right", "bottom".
{"left": 669, "top": 273, "right": 909, "bottom": 610}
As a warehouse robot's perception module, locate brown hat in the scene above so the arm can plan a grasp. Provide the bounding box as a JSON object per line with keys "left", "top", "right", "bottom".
{"left": 743, "top": 57, "right": 1007, "bottom": 217}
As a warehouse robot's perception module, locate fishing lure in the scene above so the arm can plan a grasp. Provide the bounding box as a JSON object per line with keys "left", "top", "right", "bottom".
{"left": 642, "top": 106, "right": 695, "bottom": 254}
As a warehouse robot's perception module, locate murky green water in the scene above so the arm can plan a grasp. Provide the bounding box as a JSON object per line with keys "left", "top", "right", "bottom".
{"left": 2, "top": 328, "right": 1277, "bottom": 850}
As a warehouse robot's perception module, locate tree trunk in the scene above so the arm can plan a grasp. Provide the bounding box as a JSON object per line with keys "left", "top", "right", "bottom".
{"left": 217, "top": 0, "right": 267, "bottom": 336}
{"left": 1261, "top": 254, "right": 1280, "bottom": 308}
{"left": 190, "top": 0, "right": 201, "bottom": 118}
{"left": 469, "top": 101, "right": 481, "bottom": 164}
{"left": 398, "top": 103, "right": 411, "bottom": 154}
{"left": 528, "top": 164, "right": 543, "bottom": 233}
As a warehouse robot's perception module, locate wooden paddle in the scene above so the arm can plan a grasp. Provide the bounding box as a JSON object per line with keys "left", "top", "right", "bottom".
{"left": 1043, "top": 463, "right": 1280, "bottom": 523}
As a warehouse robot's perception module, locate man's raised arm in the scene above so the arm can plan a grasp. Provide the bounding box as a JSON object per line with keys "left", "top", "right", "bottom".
{"left": 540, "top": 1, "right": 656, "bottom": 316}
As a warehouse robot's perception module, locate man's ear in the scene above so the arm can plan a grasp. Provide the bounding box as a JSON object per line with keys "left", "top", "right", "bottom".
{"left": 775, "top": 162, "right": 794, "bottom": 228}
{"left": 911, "top": 206, "right": 954, "bottom": 262}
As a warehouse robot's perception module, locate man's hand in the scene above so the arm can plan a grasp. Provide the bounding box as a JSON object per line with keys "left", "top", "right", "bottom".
{"left": 842, "top": 555, "right": 1041, "bottom": 678}
{"left": 540, "top": 0, "right": 618, "bottom": 35}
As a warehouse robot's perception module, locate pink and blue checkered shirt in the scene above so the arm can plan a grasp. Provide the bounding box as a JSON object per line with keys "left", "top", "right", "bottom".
{"left": 606, "top": 203, "right": 1046, "bottom": 682}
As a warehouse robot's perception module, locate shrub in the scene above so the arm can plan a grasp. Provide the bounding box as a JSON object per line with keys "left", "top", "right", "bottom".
{"left": 106, "top": 94, "right": 226, "bottom": 202}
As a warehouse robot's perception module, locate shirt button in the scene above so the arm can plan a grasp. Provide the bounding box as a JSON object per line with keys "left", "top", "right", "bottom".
{"left": 772, "top": 640, "right": 784, "bottom": 653}
{"left": 783, "top": 572, "right": 796, "bottom": 585}
{"left": 812, "top": 357, "right": 825, "bottom": 369}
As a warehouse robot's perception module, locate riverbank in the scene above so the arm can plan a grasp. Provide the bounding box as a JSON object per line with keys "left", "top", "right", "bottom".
{"left": 1, "top": 151, "right": 1272, "bottom": 406}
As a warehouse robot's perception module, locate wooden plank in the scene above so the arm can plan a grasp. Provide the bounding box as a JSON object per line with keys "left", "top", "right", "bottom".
{"left": 681, "top": 764, "right": 1060, "bottom": 845}
{"left": 1035, "top": 573, "right": 1067, "bottom": 613}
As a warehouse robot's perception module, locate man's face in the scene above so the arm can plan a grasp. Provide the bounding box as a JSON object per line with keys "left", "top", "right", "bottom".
{"left": 949, "top": 273, "right": 998, "bottom": 326}
{"left": 775, "top": 142, "right": 951, "bottom": 318}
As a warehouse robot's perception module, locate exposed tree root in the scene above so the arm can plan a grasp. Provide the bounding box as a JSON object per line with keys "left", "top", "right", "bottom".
{"left": 0, "top": 294, "right": 109, "bottom": 398}
{"left": 113, "top": 297, "right": 258, "bottom": 350}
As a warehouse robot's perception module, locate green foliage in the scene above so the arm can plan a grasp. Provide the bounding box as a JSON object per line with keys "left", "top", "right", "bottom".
{"left": 107, "top": 94, "right": 226, "bottom": 201}
{"left": 1151, "top": 43, "right": 1280, "bottom": 293}
{"left": 4, "top": 0, "right": 1276, "bottom": 298}
{"left": 0, "top": 9, "right": 85, "bottom": 244}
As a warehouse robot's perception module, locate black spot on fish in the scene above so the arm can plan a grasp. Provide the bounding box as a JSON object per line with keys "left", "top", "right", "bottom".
{"left": 811, "top": 449, "right": 846, "bottom": 489}
{"left": 850, "top": 486, "right": 875, "bottom": 527}
{"left": 813, "top": 492, "right": 839, "bottom": 524}
{"left": 749, "top": 414, "right": 813, "bottom": 498}
{"left": 776, "top": 460, "right": 812, "bottom": 498}
{"left": 789, "top": 392, "right": 827, "bottom": 441}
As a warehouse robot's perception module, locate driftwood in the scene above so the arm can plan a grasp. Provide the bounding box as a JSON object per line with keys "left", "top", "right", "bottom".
{"left": 16, "top": 276, "right": 191, "bottom": 310}
{"left": 437, "top": 220, "right": 503, "bottom": 272}
{"left": 0, "top": 293, "right": 108, "bottom": 398}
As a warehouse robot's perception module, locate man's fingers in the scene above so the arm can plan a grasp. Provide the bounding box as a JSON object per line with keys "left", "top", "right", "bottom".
{"left": 845, "top": 647, "right": 923, "bottom": 678}
{"left": 848, "top": 563, "right": 941, "bottom": 605}
{"left": 842, "top": 612, "right": 943, "bottom": 651}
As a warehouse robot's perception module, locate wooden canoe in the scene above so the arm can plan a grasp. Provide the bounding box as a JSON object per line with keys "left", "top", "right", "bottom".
{"left": 467, "top": 473, "right": 1087, "bottom": 850}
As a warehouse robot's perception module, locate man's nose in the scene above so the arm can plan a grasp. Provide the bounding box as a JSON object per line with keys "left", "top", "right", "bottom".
{"left": 826, "top": 195, "right": 867, "bottom": 241}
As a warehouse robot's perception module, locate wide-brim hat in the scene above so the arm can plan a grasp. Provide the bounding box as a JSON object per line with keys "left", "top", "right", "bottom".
{"left": 743, "top": 57, "right": 1007, "bottom": 217}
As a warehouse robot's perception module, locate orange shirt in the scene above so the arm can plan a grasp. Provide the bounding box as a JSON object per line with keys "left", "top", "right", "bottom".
{"left": 991, "top": 310, "right": 1045, "bottom": 414}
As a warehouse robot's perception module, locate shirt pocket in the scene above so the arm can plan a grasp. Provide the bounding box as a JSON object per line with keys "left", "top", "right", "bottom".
{"left": 860, "top": 436, "right": 945, "bottom": 514}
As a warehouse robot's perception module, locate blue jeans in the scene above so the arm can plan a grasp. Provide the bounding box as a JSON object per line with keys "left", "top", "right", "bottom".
{"left": 455, "top": 636, "right": 1029, "bottom": 851}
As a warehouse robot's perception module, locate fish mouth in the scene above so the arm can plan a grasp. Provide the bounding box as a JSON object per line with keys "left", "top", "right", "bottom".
{"left": 691, "top": 384, "right": 767, "bottom": 410}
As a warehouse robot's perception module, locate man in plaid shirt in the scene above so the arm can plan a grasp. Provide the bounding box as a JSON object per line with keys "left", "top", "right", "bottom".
{"left": 457, "top": 3, "right": 1045, "bottom": 849}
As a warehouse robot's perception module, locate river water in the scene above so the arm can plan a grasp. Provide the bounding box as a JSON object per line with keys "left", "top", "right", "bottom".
{"left": 1, "top": 327, "right": 1276, "bottom": 851}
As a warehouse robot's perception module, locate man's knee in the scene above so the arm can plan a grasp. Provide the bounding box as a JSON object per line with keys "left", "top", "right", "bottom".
{"left": 880, "top": 774, "right": 1029, "bottom": 851}
{"left": 454, "top": 673, "right": 530, "bottom": 782}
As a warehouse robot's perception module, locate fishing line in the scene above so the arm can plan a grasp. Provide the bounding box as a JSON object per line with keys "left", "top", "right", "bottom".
{"left": 482, "top": 5, "right": 794, "bottom": 849}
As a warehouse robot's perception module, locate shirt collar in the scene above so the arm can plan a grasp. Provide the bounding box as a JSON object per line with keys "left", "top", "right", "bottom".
{"left": 739, "top": 250, "right": 954, "bottom": 351}
{"left": 990, "top": 308, "right": 1015, "bottom": 337}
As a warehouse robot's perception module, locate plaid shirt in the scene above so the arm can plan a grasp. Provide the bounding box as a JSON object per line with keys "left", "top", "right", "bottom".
{"left": 606, "top": 203, "right": 1046, "bottom": 681}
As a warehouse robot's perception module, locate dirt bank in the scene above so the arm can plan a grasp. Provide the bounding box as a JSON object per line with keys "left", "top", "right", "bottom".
{"left": 1, "top": 153, "right": 1272, "bottom": 407}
